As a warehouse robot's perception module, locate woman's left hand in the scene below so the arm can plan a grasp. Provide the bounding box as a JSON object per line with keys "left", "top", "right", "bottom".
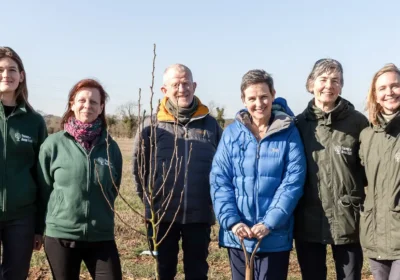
{"left": 251, "top": 223, "right": 270, "bottom": 239}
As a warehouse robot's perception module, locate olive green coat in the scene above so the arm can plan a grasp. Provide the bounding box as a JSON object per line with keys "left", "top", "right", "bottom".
{"left": 359, "top": 114, "right": 400, "bottom": 260}
{"left": 295, "top": 97, "right": 368, "bottom": 244}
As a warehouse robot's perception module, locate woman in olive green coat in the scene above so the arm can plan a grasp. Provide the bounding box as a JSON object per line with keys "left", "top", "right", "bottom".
{"left": 294, "top": 58, "right": 368, "bottom": 280}
{"left": 359, "top": 63, "right": 400, "bottom": 280}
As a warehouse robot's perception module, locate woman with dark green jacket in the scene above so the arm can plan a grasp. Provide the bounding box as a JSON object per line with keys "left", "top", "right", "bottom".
{"left": 359, "top": 63, "right": 400, "bottom": 280}
{"left": 37, "top": 79, "right": 123, "bottom": 280}
{"left": 0, "top": 47, "right": 47, "bottom": 280}
{"left": 294, "top": 59, "right": 368, "bottom": 280}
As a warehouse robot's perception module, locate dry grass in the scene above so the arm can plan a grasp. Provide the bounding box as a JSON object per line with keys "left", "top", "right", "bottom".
{"left": 28, "top": 138, "right": 374, "bottom": 280}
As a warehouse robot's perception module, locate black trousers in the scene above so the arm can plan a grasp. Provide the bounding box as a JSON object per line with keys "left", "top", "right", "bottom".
{"left": 0, "top": 215, "right": 35, "bottom": 280}
{"left": 147, "top": 222, "right": 211, "bottom": 280}
{"left": 228, "top": 247, "right": 290, "bottom": 280}
{"left": 295, "top": 240, "right": 363, "bottom": 280}
{"left": 44, "top": 236, "right": 122, "bottom": 280}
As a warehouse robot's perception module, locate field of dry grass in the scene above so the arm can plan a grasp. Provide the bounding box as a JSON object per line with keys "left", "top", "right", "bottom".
{"left": 28, "top": 138, "right": 374, "bottom": 279}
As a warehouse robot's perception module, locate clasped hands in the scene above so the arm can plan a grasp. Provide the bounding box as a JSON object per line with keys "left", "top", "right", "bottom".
{"left": 232, "top": 222, "right": 269, "bottom": 240}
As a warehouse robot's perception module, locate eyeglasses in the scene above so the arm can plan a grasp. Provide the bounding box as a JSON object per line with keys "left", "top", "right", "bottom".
{"left": 168, "top": 82, "right": 192, "bottom": 89}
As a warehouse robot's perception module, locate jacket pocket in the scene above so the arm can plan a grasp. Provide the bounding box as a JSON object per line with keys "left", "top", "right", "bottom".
{"left": 389, "top": 187, "right": 400, "bottom": 211}
{"left": 389, "top": 208, "right": 400, "bottom": 251}
{"left": 389, "top": 188, "right": 400, "bottom": 251}
{"left": 337, "top": 195, "right": 361, "bottom": 236}
{"left": 50, "top": 190, "right": 64, "bottom": 217}
{"left": 359, "top": 206, "right": 375, "bottom": 250}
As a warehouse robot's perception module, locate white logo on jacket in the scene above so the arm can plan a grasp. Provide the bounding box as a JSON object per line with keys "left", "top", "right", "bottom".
{"left": 334, "top": 145, "right": 352, "bottom": 156}
{"left": 395, "top": 152, "right": 400, "bottom": 163}
{"left": 14, "top": 132, "right": 33, "bottom": 143}
{"left": 96, "top": 157, "right": 113, "bottom": 168}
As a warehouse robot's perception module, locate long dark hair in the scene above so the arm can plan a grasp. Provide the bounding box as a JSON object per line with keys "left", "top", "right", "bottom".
{"left": 0, "top": 47, "right": 33, "bottom": 109}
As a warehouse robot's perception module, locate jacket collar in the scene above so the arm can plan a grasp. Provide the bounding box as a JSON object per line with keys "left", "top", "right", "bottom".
{"left": 0, "top": 101, "right": 28, "bottom": 118}
{"left": 64, "top": 127, "right": 109, "bottom": 146}
{"left": 235, "top": 107, "right": 293, "bottom": 138}
{"left": 302, "top": 96, "right": 353, "bottom": 125}
{"left": 373, "top": 112, "right": 400, "bottom": 135}
{"left": 157, "top": 96, "right": 209, "bottom": 123}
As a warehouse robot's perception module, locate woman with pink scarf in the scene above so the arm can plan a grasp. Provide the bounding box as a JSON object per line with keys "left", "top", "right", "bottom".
{"left": 37, "top": 79, "right": 123, "bottom": 280}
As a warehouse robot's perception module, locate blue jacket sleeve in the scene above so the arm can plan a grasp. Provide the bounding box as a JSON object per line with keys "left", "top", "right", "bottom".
{"left": 261, "top": 126, "right": 306, "bottom": 230}
{"left": 210, "top": 128, "right": 241, "bottom": 230}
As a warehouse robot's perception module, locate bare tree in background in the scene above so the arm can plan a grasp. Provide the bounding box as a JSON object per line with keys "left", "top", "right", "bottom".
{"left": 208, "top": 100, "right": 217, "bottom": 117}
{"left": 215, "top": 107, "right": 226, "bottom": 128}
{"left": 116, "top": 101, "right": 139, "bottom": 138}
{"left": 97, "top": 44, "right": 191, "bottom": 280}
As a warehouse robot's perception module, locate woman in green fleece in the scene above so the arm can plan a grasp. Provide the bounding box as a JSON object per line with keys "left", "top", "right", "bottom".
{"left": 37, "top": 79, "right": 123, "bottom": 280}
{"left": 359, "top": 63, "right": 400, "bottom": 280}
{"left": 0, "top": 47, "right": 47, "bottom": 280}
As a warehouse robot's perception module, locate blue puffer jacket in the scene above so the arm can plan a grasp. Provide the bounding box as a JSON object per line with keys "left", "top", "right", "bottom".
{"left": 210, "top": 98, "right": 306, "bottom": 253}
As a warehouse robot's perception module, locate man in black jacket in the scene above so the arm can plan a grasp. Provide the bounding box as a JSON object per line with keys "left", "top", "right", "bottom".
{"left": 133, "top": 64, "right": 223, "bottom": 280}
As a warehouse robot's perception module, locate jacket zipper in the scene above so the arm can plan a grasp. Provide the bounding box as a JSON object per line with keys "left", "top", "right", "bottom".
{"left": 255, "top": 142, "right": 261, "bottom": 224}
{"left": 182, "top": 125, "right": 189, "bottom": 223}
{"left": 239, "top": 121, "right": 287, "bottom": 226}
{"left": 79, "top": 143, "right": 96, "bottom": 241}
{"left": 2, "top": 108, "right": 17, "bottom": 214}
{"left": 2, "top": 119, "right": 7, "bottom": 213}
{"left": 328, "top": 125, "right": 336, "bottom": 242}
{"left": 163, "top": 114, "right": 209, "bottom": 224}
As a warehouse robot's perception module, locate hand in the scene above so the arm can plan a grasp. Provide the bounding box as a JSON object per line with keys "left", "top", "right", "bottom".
{"left": 251, "top": 223, "right": 270, "bottom": 240}
{"left": 232, "top": 222, "right": 253, "bottom": 240}
{"left": 33, "top": 234, "right": 43, "bottom": 251}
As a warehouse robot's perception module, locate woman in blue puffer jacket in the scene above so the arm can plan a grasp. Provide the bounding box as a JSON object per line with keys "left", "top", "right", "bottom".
{"left": 210, "top": 69, "right": 306, "bottom": 280}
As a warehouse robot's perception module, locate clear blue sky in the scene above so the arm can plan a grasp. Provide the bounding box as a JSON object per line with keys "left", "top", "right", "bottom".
{"left": 3, "top": 0, "right": 400, "bottom": 118}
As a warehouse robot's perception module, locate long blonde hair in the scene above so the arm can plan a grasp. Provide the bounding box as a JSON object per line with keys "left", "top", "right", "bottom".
{"left": 366, "top": 63, "right": 400, "bottom": 125}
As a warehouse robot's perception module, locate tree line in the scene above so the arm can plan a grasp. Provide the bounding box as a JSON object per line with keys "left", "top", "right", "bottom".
{"left": 42, "top": 101, "right": 230, "bottom": 137}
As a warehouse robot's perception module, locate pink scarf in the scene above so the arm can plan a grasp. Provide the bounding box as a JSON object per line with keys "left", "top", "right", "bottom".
{"left": 64, "top": 117, "right": 102, "bottom": 152}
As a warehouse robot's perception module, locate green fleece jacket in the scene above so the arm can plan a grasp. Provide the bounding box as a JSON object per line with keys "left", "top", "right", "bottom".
{"left": 0, "top": 102, "right": 47, "bottom": 231}
{"left": 37, "top": 129, "right": 122, "bottom": 241}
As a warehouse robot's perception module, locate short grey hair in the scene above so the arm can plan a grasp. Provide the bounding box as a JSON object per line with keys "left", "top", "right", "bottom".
{"left": 240, "top": 69, "right": 275, "bottom": 99}
{"left": 306, "top": 58, "right": 344, "bottom": 94}
{"left": 163, "top": 64, "right": 193, "bottom": 84}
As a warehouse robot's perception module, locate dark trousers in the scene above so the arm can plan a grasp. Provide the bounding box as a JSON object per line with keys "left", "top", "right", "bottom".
{"left": 227, "top": 247, "right": 290, "bottom": 280}
{"left": 44, "top": 236, "right": 122, "bottom": 280}
{"left": 295, "top": 240, "right": 363, "bottom": 280}
{"left": 369, "top": 258, "right": 400, "bottom": 280}
{"left": 148, "top": 223, "right": 211, "bottom": 280}
{"left": 0, "top": 215, "right": 35, "bottom": 280}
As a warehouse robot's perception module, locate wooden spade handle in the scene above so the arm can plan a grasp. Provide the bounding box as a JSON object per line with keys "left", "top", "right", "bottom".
{"left": 240, "top": 239, "right": 262, "bottom": 280}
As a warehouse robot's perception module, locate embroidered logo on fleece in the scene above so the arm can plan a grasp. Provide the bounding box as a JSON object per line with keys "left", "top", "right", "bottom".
{"left": 334, "top": 145, "right": 352, "bottom": 156}
{"left": 14, "top": 132, "right": 33, "bottom": 143}
{"left": 394, "top": 152, "right": 400, "bottom": 163}
{"left": 96, "top": 157, "right": 113, "bottom": 168}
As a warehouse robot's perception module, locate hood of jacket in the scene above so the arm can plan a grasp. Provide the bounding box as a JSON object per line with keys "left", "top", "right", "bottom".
{"left": 302, "top": 96, "right": 356, "bottom": 125}
{"left": 235, "top": 97, "right": 294, "bottom": 137}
